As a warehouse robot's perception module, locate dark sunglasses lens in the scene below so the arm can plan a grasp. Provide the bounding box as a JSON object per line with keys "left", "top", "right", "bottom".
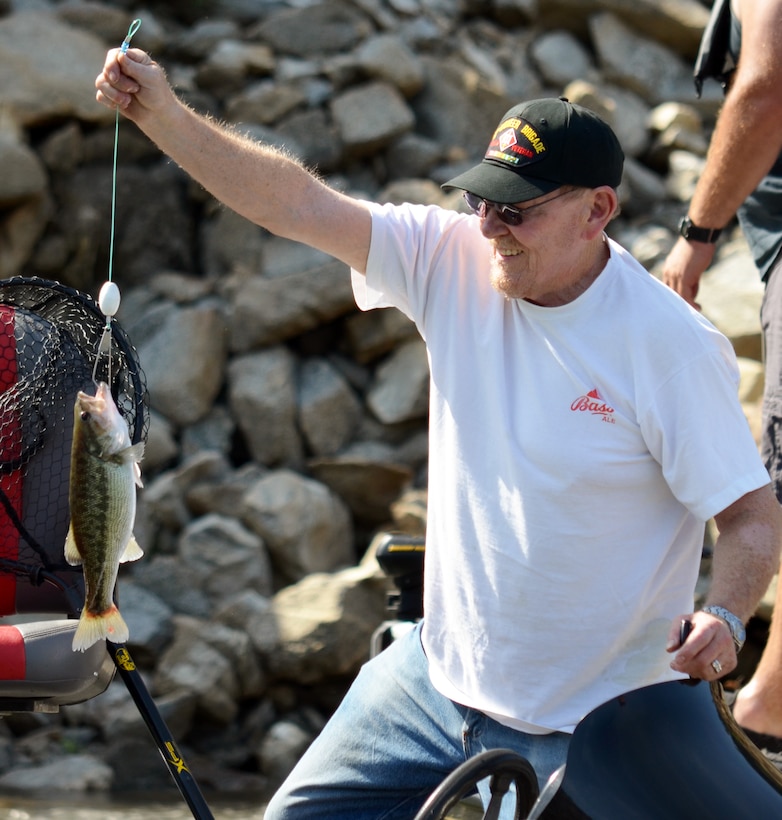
{"left": 464, "top": 192, "right": 484, "bottom": 216}
{"left": 497, "top": 205, "right": 524, "bottom": 226}
{"left": 464, "top": 193, "right": 524, "bottom": 226}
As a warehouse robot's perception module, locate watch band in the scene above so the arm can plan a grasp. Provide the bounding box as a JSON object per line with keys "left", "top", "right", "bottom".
{"left": 702, "top": 604, "right": 746, "bottom": 651}
{"left": 679, "top": 216, "right": 722, "bottom": 244}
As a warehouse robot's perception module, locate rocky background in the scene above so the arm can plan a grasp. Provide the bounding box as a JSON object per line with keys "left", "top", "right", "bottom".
{"left": 0, "top": 0, "right": 774, "bottom": 804}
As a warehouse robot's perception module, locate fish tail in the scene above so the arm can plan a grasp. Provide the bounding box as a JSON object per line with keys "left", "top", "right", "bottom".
{"left": 71, "top": 604, "right": 129, "bottom": 652}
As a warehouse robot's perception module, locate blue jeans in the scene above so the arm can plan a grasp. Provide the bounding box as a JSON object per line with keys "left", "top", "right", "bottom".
{"left": 264, "top": 622, "right": 570, "bottom": 819}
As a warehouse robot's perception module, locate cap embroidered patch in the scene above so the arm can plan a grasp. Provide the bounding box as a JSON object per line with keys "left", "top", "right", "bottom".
{"left": 485, "top": 117, "right": 547, "bottom": 168}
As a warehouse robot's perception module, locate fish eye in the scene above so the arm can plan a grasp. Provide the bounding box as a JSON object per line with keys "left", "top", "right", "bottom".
{"left": 81, "top": 411, "right": 91, "bottom": 421}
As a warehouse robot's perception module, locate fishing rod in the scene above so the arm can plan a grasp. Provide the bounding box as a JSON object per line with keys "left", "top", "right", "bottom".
{"left": 109, "top": 641, "right": 215, "bottom": 820}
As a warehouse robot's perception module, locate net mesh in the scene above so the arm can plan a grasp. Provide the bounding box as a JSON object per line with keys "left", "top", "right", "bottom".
{"left": 0, "top": 277, "right": 148, "bottom": 615}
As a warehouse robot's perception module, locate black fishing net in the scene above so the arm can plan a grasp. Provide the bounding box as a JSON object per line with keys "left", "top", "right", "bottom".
{"left": 0, "top": 277, "right": 148, "bottom": 616}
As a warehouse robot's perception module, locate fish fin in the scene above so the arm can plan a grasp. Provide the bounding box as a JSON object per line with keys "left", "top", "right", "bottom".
{"left": 106, "top": 441, "right": 145, "bottom": 467}
{"left": 125, "top": 442, "right": 145, "bottom": 464}
{"left": 133, "top": 460, "right": 143, "bottom": 488}
{"left": 71, "top": 604, "right": 129, "bottom": 652}
{"left": 119, "top": 535, "right": 144, "bottom": 563}
{"left": 64, "top": 525, "right": 83, "bottom": 566}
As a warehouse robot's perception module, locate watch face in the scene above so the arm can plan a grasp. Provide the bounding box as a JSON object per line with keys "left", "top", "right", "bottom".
{"left": 678, "top": 217, "right": 721, "bottom": 243}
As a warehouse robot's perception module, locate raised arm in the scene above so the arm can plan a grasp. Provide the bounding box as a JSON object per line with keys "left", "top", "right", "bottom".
{"left": 668, "top": 484, "right": 782, "bottom": 679}
{"left": 95, "top": 48, "right": 372, "bottom": 273}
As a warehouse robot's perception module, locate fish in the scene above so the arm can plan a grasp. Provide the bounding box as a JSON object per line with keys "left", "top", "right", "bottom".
{"left": 64, "top": 381, "right": 145, "bottom": 652}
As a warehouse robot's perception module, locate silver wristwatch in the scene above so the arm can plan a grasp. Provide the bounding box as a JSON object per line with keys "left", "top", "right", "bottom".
{"left": 702, "top": 605, "right": 746, "bottom": 652}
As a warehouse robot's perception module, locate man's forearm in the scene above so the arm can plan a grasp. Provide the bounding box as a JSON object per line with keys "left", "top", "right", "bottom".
{"left": 709, "top": 485, "right": 782, "bottom": 622}
{"left": 138, "top": 97, "right": 315, "bottom": 239}
{"left": 689, "top": 90, "right": 782, "bottom": 229}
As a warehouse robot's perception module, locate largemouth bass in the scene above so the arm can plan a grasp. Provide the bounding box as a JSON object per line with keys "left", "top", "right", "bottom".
{"left": 65, "top": 381, "right": 145, "bottom": 652}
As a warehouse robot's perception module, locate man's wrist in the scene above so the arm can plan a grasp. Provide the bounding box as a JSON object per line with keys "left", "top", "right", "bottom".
{"left": 702, "top": 605, "right": 746, "bottom": 652}
{"left": 678, "top": 216, "right": 723, "bottom": 244}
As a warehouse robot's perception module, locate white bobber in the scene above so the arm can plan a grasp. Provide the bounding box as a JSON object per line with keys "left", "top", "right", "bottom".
{"left": 99, "top": 280, "right": 121, "bottom": 317}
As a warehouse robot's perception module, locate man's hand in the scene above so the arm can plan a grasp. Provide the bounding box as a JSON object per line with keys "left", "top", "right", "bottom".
{"left": 666, "top": 610, "right": 737, "bottom": 680}
{"left": 95, "top": 48, "right": 176, "bottom": 126}
{"left": 660, "top": 236, "right": 717, "bottom": 311}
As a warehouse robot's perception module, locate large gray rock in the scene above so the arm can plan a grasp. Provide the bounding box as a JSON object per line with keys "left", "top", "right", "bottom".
{"left": 0, "top": 129, "right": 48, "bottom": 206}
{"left": 264, "top": 563, "right": 387, "bottom": 683}
{"left": 298, "top": 357, "right": 364, "bottom": 457}
{"left": 538, "top": 0, "right": 708, "bottom": 56}
{"left": 309, "top": 443, "right": 413, "bottom": 526}
{"left": 255, "top": 2, "right": 373, "bottom": 58}
{"left": 226, "top": 259, "right": 355, "bottom": 351}
{"left": 411, "top": 56, "right": 513, "bottom": 160}
{"left": 354, "top": 33, "right": 425, "bottom": 97}
{"left": 367, "top": 338, "right": 430, "bottom": 424}
{"left": 698, "top": 242, "right": 765, "bottom": 361}
{"left": 178, "top": 512, "right": 274, "bottom": 603}
{"left": 121, "top": 581, "right": 175, "bottom": 665}
{"left": 143, "top": 451, "right": 231, "bottom": 532}
{"left": 0, "top": 196, "right": 50, "bottom": 279}
{"left": 0, "top": 13, "right": 113, "bottom": 126}
{"left": 241, "top": 469, "right": 354, "bottom": 582}
{"left": 530, "top": 30, "right": 598, "bottom": 89}
{"left": 331, "top": 82, "right": 416, "bottom": 158}
{"left": 590, "top": 13, "right": 697, "bottom": 105}
{"left": 154, "top": 616, "right": 264, "bottom": 724}
{"left": 227, "top": 347, "right": 303, "bottom": 467}
{"left": 256, "top": 718, "right": 316, "bottom": 783}
{"left": 51, "top": 162, "right": 195, "bottom": 290}
{"left": 139, "top": 304, "right": 228, "bottom": 426}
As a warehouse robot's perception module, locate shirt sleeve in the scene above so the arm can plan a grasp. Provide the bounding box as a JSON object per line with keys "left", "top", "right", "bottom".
{"left": 640, "top": 348, "right": 770, "bottom": 521}
{"left": 350, "top": 201, "right": 479, "bottom": 327}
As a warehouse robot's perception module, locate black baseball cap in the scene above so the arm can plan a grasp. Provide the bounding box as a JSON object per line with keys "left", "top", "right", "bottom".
{"left": 443, "top": 97, "right": 624, "bottom": 204}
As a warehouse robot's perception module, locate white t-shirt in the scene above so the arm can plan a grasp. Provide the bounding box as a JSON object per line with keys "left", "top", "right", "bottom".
{"left": 353, "top": 202, "right": 770, "bottom": 733}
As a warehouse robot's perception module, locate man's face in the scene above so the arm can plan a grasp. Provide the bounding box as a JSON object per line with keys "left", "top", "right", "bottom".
{"left": 476, "top": 187, "right": 594, "bottom": 305}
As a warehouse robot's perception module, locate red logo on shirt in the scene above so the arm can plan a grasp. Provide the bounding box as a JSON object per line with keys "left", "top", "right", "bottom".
{"left": 571, "top": 388, "right": 615, "bottom": 424}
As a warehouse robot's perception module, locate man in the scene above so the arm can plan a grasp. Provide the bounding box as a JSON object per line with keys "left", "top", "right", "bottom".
{"left": 97, "top": 47, "right": 781, "bottom": 818}
{"left": 662, "top": 0, "right": 782, "bottom": 764}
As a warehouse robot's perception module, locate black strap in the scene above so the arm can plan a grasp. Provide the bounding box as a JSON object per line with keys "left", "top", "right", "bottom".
{"left": 693, "top": 0, "right": 736, "bottom": 98}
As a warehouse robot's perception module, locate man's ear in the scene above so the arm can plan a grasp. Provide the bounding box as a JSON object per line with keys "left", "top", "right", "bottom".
{"left": 583, "top": 186, "right": 619, "bottom": 240}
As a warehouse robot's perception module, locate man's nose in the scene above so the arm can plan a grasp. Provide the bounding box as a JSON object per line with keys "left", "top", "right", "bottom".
{"left": 479, "top": 206, "right": 509, "bottom": 238}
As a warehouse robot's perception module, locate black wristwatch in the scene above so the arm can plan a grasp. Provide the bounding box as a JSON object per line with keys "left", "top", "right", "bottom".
{"left": 678, "top": 216, "right": 723, "bottom": 244}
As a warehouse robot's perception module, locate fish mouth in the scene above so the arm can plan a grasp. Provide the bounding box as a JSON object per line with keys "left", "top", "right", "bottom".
{"left": 76, "top": 382, "right": 112, "bottom": 427}
{"left": 77, "top": 381, "right": 110, "bottom": 403}
{"left": 77, "top": 391, "right": 106, "bottom": 415}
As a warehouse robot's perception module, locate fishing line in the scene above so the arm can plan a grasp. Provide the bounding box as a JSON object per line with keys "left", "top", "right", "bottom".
{"left": 93, "top": 18, "right": 142, "bottom": 386}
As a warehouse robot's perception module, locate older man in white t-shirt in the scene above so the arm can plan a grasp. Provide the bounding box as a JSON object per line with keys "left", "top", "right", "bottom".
{"left": 94, "top": 47, "right": 782, "bottom": 817}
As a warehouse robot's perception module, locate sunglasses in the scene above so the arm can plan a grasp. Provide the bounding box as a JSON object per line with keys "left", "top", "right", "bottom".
{"left": 463, "top": 188, "right": 574, "bottom": 226}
